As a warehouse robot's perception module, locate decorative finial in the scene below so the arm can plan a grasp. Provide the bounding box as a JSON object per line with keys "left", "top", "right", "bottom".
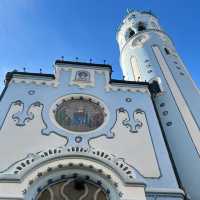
{"left": 23, "top": 67, "right": 26, "bottom": 72}
{"left": 40, "top": 68, "right": 42, "bottom": 73}
{"left": 61, "top": 56, "right": 64, "bottom": 61}
{"left": 103, "top": 60, "right": 106, "bottom": 64}
{"left": 89, "top": 58, "right": 92, "bottom": 63}
{"left": 75, "top": 57, "right": 79, "bottom": 61}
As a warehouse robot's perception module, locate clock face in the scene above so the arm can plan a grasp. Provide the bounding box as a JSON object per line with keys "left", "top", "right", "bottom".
{"left": 54, "top": 98, "right": 105, "bottom": 132}
{"left": 37, "top": 179, "right": 108, "bottom": 200}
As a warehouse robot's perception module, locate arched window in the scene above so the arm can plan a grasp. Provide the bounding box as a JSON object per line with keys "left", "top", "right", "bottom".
{"left": 138, "top": 22, "right": 146, "bottom": 31}
{"left": 37, "top": 179, "right": 108, "bottom": 200}
{"left": 54, "top": 97, "right": 105, "bottom": 132}
{"left": 125, "top": 28, "right": 135, "bottom": 40}
{"left": 164, "top": 47, "right": 170, "bottom": 55}
{"left": 151, "top": 21, "right": 158, "bottom": 29}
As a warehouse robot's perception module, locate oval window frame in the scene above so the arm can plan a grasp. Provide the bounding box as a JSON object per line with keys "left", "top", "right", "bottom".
{"left": 50, "top": 94, "right": 109, "bottom": 134}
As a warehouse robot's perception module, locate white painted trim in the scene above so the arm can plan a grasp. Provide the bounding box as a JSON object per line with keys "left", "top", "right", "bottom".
{"left": 146, "top": 187, "right": 185, "bottom": 195}
{"left": 152, "top": 46, "right": 200, "bottom": 155}
{"left": 131, "top": 56, "right": 141, "bottom": 81}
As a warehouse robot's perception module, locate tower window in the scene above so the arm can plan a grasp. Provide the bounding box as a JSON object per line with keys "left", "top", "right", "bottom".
{"left": 128, "top": 14, "right": 136, "bottom": 21}
{"left": 138, "top": 22, "right": 146, "bottom": 31}
{"left": 129, "top": 29, "right": 135, "bottom": 38}
{"left": 126, "top": 28, "right": 135, "bottom": 40}
{"left": 151, "top": 21, "right": 158, "bottom": 29}
{"left": 164, "top": 48, "right": 170, "bottom": 55}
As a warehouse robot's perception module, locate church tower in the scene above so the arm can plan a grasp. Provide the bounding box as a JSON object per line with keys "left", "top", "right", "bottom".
{"left": 117, "top": 10, "right": 200, "bottom": 200}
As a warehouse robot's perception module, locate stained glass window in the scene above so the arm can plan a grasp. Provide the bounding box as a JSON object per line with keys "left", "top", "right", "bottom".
{"left": 37, "top": 179, "right": 108, "bottom": 200}
{"left": 54, "top": 98, "right": 105, "bottom": 132}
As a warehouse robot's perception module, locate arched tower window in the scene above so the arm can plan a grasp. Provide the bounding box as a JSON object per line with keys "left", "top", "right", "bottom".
{"left": 151, "top": 21, "right": 158, "bottom": 29}
{"left": 164, "top": 47, "right": 170, "bottom": 55}
{"left": 125, "top": 28, "right": 135, "bottom": 40}
{"left": 137, "top": 22, "right": 146, "bottom": 31}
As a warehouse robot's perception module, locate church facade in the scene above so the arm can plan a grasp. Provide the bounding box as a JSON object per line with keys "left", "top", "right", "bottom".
{"left": 0, "top": 10, "right": 199, "bottom": 200}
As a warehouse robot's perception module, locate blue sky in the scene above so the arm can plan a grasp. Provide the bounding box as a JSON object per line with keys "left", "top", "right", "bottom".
{"left": 0, "top": 0, "right": 199, "bottom": 91}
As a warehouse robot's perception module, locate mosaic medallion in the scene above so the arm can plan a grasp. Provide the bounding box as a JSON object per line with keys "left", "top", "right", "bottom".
{"left": 54, "top": 98, "right": 105, "bottom": 132}
{"left": 75, "top": 71, "right": 90, "bottom": 82}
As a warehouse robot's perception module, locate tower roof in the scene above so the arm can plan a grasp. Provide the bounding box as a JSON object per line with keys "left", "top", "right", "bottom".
{"left": 117, "top": 10, "right": 158, "bottom": 34}
{"left": 126, "top": 9, "right": 158, "bottom": 19}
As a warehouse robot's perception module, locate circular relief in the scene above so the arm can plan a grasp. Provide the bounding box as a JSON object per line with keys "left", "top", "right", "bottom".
{"left": 75, "top": 70, "right": 90, "bottom": 81}
{"left": 54, "top": 98, "right": 105, "bottom": 132}
{"left": 37, "top": 179, "right": 109, "bottom": 200}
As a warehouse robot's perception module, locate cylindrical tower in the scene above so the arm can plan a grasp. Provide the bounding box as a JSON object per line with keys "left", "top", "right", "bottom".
{"left": 117, "top": 10, "right": 200, "bottom": 200}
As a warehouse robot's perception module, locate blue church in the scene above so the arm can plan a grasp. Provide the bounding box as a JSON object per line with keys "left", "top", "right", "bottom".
{"left": 0, "top": 10, "right": 199, "bottom": 200}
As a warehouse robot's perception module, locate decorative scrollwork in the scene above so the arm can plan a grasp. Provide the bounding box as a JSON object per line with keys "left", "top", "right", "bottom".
{"left": 118, "top": 107, "right": 143, "bottom": 133}
{"left": 2, "top": 146, "right": 137, "bottom": 183}
{"left": 12, "top": 101, "right": 43, "bottom": 126}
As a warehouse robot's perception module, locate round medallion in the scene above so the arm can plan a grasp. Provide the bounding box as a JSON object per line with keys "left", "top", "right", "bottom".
{"left": 75, "top": 70, "right": 90, "bottom": 81}
{"left": 54, "top": 98, "right": 105, "bottom": 132}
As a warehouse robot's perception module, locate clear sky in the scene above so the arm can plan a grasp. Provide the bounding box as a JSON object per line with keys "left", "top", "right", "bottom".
{"left": 0, "top": 0, "right": 199, "bottom": 91}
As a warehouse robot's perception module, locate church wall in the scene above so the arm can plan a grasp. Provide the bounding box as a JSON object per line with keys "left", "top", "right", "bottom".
{"left": 0, "top": 63, "right": 183, "bottom": 199}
